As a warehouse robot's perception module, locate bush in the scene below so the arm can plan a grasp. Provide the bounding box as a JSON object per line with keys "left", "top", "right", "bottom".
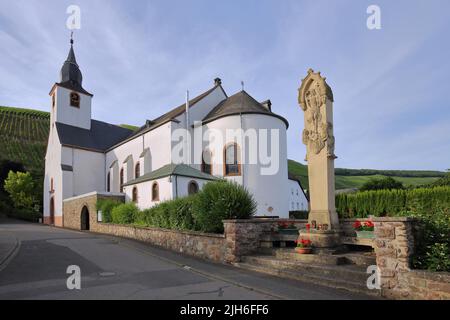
{"left": 111, "top": 202, "right": 139, "bottom": 224}
{"left": 96, "top": 199, "right": 122, "bottom": 223}
{"left": 360, "top": 176, "right": 404, "bottom": 191}
{"left": 103, "top": 180, "right": 256, "bottom": 234}
{"left": 140, "top": 195, "right": 196, "bottom": 230}
{"left": 4, "top": 171, "right": 39, "bottom": 211}
{"left": 192, "top": 180, "right": 256, "bottom": 233}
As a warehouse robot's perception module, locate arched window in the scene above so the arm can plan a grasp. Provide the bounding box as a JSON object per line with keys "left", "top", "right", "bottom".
{"left": 70, "top": 92, "right": 80, "bottom": 108}
{"left": 107, "top": 172, "right": 111, "bottom": 192}
{"left": 152, "top": 182, "right": 159, "bottom": 201}
{"left": 188, "top": 181, "right": 199, "bottom": 195}
{"left": 132, "top": 187, "right": 138, "bottom": 203}
{"left": 135, "top": 162, "right": 140, "bottom": 178}
{"left": 50, "top": 178, "right": 54, "bottom": 192}
{"left": 224, "top": 143, "right": 241, "bottom": 176}
{"left": 120, "top": 168, "right": 124, "bottom": 193}
{"left": 201, "top": 149, "right": 212, "bottom": 175}
{"left": 52, "top": 94, "right": 55, "bottom": 109}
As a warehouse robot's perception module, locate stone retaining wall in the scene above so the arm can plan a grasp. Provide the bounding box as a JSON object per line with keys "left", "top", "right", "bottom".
{"left": 365, "top": 217, "right": 450, "bottom": 300}
{"left": 223, "top": 219, "right": 307, "bottom": 262}
{"left": 94, "top": 223, "right": 226, "bottom": 262}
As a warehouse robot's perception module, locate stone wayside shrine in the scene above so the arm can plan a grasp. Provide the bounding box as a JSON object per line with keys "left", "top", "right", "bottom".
{"left": 298, "top": 69, "right": 341, "bottom": 251}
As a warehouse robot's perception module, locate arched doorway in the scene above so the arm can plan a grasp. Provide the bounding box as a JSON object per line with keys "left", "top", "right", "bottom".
{"left": 49, "top": 197, "right": 55, "bottom": 225}
{"left": 80, "top": 206, "right": 90, "bottom": 231}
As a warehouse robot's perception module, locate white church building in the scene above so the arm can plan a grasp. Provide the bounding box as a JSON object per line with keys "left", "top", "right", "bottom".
{"left": 43, "top": 40, "right": 308, "bottom": 226}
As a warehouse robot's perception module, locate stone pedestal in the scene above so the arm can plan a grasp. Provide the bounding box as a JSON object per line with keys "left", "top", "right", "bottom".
{"left": 298, "top": 69, "right": 341, "bottom": 251}
{"left": 298, "top": 229, "right": 343, "bottom": 253}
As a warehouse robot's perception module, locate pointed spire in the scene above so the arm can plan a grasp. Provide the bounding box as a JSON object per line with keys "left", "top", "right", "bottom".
{"left": 60, "top": 32, "right": 82, "bottom": 85}
{"left": 66, "top": 32, "right": 78, "bottom": 65}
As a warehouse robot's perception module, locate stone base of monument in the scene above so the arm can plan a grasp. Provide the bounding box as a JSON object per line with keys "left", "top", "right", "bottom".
{"left": 298, "top": 229, "right": 346, "bottom": 255}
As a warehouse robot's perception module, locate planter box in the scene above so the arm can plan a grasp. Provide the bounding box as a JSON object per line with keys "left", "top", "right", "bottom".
{"left": 278, "top": 228, "right": 299, "bottom": 235}
{"left": 295, "top": 247, "right": 312, "bottom": 254}
{"left": 356, "top": 230, "right": 375, "bottom": 239}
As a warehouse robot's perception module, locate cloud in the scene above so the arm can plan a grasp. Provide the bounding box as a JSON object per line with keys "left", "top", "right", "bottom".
{"left": 0, "top": 0, "right": 449, "bottom": 171}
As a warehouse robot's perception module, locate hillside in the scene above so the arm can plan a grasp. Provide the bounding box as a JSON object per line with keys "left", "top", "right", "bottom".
{"left": 0, "top": 106, "right": 49, "bottom": 173}
{"left": 0, "top": 106, "right": 444, "bottom": 191}
{"left": 0, "top": 106, "right": 139, "bottom": 173}
{"left": 288, "top": 159, "right": 443, "bottom": 190}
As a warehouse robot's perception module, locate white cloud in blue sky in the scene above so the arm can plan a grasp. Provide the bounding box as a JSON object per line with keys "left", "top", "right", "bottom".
{"left": 1, "top": 0, "right": 449, "bottom": 170}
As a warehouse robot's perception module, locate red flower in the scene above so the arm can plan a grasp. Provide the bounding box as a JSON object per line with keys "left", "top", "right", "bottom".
{"left": 353, "top": 220, "right": 362, "bottom": 230}
{"left": 306, "top": 224, "right": 311, "bottom": 230}
{"left": 365, "top": 221, "right": 374, "bottom": 228}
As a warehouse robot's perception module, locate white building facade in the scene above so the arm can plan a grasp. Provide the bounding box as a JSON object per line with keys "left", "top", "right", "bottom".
{"left": 43, "top": 41, "right": 307, "bottom": 226}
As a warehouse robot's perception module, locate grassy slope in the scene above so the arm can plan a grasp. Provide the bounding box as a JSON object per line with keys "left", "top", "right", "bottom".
{"left": 288, "top": 159, "right": 441, "bottom": 190}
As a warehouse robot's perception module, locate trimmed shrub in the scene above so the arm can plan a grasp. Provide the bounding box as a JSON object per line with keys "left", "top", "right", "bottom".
{"left": 192, "top": 180, "right": 256, "bottom": 233}
{"left": 139, "top": 195, "right": 197, "bottom": 230}
{"left": 111, "top": 202, "right": 139, "bottom": 224}
{"left": 336, "top": 187, "right": 450, "bottom": 218}
{"left": 336, "top": 186, "right": 450, "bottom": 272}
{"left": 96, "top": 199, "right": 122, "bottom": 223}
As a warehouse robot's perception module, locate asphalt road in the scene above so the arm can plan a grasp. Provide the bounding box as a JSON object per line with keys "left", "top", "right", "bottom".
{"left": 0, "top": 219, "right": 371, "bottom": 300}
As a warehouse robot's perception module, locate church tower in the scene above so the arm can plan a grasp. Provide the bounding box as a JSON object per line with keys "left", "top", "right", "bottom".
{"left": 49, "top": 37, "right": 93, "bottom": 130}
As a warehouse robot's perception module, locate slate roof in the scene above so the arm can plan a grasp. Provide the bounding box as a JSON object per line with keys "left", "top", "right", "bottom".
{"left": 106, "top": 84, "right": 225, "bottom": 151}
{"left": 57, "top": 41, "right": 92, "bottom": 96}
{"left": 202, "top": 90, "right": 289, "bottom": 127}
{"left": 123, "top": 163, "right": 218, "bottom": 187}
{"left": 56, "top": 120, "right": 134, "bottom": 152}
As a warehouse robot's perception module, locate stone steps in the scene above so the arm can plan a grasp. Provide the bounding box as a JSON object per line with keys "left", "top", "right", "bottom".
{"left": 235, "top": 255, "right": 381, "bottom": 297}
{"left": 274, "top": 248, "right": 348, "bottom": 265}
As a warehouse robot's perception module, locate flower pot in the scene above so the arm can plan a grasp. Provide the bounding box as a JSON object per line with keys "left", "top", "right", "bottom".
{"left": 295, "top": 247, "right": 312, "bottom": 254}
{"left": 356, "top": 230, "right": 375, "bottom": 239}
{"left": 278, "top": 228, "right": 299, "bottom": 235}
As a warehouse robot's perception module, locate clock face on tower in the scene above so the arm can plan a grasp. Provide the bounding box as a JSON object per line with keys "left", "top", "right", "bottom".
{"left": 70, "top": 92, "right": 80, "bottom": 108}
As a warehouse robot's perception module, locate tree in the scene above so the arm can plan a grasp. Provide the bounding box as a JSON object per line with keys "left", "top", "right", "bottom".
{"left": 430, "top": 170, "right": 450, "bottom": 187}
{"left": 4, "top": 171, "right": 38, "bottom": 211}
{"left": 360, "top": 176, "right": 404, "bottom": 191}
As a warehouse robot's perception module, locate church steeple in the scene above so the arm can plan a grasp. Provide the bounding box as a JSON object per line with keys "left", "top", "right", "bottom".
{"left": 60, "top": 34, "right": 83, "bottom": 86}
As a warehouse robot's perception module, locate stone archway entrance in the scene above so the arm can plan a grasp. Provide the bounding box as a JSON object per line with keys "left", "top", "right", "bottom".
{"left": 49, "top": 197, "right": 55, "bottom": 225}
{"left": 80, "top": 206, "right": 90, "bottom": 231}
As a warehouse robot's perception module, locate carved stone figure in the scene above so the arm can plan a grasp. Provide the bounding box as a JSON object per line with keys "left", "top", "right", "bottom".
{"left": 297, "top": 69, "right": 341, "bottom": 248}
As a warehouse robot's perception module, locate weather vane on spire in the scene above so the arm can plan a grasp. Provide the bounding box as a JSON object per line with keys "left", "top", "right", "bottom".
{"left": 241, "top": 81, "right": 244, "bottom": 91}
{"left": 70, "top": 31, "right": 74, "bottom": 45}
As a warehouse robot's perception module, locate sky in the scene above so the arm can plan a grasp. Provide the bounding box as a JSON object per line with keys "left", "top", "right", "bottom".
{"left": 0, "top": 0, "right": 449, "bottom": 171}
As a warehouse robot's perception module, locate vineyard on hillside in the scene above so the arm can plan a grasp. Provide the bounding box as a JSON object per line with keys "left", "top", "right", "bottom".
{"left": 0, "top": 106, "right": 49, "bottom": 173}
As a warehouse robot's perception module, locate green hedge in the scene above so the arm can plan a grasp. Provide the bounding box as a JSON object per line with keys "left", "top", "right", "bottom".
{"left": 336, "top": 186, "right": 450, "bottom": 218}
{"left": 336, "top": 186, "right": 450, "bottom": 272}
{"left": 96, "top": 180, "right": 256, "bottom": 234}
{"left": 111, "top": 203, "right": 139, "bottom": 224}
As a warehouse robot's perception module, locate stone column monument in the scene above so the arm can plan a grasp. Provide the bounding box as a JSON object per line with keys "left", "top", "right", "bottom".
{"left": 298, "top": 69, "right": 341, "bottom": 251}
